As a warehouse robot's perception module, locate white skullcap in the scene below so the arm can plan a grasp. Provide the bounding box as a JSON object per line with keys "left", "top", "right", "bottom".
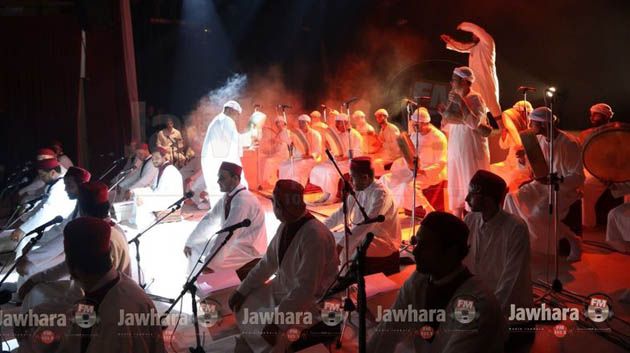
{"left": 529, "top": 107, "right": 556, "bottom": 123}
{"left": 374, "top": 108, "right": 389, "bottom": 118}
{"left": 335, "top": 113, "right": 349, "bottom": 122}
{"left": 453, "top": 66, "right": 475, "bottom": 83}
{"left": 352, "top": 110, "right": 366, "bottom": 119}
{"left": 590, "top": 103, "right": 614, "bottom": 119}
{"left": 512, "top": 100, "right": 533, "bottom": 114}
{"left": 298, "top": 114, "right": 311, "bottom": 122}
{"left": 275, "top": 115, "right": 287, "bottom": 124}
{"left": 223, "top": 100, "right": 242, "bottom": 114}
{"left": 250, "top": 111, "right": 266, "bottom": 124}
{"left": 411, "top": 107, "right": 431, "bottom": 123}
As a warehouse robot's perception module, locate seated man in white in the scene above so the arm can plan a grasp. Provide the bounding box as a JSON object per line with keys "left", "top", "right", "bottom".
{"left": 308, "top": 113, "right": 364, "bottom": 204}
{"left": 117, "top": 143, "right": 158, "bottom": 200}
{"left": 229, "top": 180, "right": 339, "bottom": 353}
{"left": 17, "top": 147, "right": 60, "bottom": 201}
{"left": 325, "top": 157, "right": 401, "bottom": 275}
{"left": 371, "top": 108, "right": 401, "bottom": 174}
{"left": 131, "top": 147, "right": 183, "bottom": 228}
{"left": 260, "top": 115, "right": 292, "bottom": 189}
{"left": 380, "top": 107, "right": 447, "bottom": 216}
{"left": 278, "top": 114, "right": 323, "bottom": 186}
{"left": 368, "top": 211, "right": 507, "bottom": 353}
{"left": 184, "top": 162, "right": 267, "bottom": 276}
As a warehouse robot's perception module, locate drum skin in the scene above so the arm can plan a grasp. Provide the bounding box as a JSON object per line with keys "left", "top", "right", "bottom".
{"left": 583, "top": 122, "right": 630, "bottom": 183}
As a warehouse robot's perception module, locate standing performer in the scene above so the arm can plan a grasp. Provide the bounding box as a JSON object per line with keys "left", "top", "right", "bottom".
{"left": 278, "top": 114, "right": 323, "bottom": 186}
{"left": 579, "top": 103, "right": 614, "bottom": 228}
{"left": 324, "top": 157, "right": 401, "bottom": 275}
{"left": 380, "top": 107, "right": 447, "bottom": 215}
{"left": 504, "top": 107, "right": 584, "bottom": 261}
{"left": 441, "top": 21, "right": 501, "bottom": 119}
{"left": 201, "top": 100, "right": 246, "bottom": 207}
{"left": 184, "top": 162, "right": 267, "bottom": 274}
{"left": 229, "top": 180, "right": 339, "bottom": 353}
{"left": 441, "top": 66, "right": 490, "bottom": 218}
{"left": 309, "top": 113, "right": 363, "bottom": 204}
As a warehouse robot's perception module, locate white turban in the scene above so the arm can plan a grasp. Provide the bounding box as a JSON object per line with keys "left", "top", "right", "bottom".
{"left": 374, "top": 108, "right": 389, "bottom": 118}
{"left": 590, "top": 103, "right": 614, "bottom": 119}
{"left": 223, "top": 100, "right": 242, "bottom": 114}
{"left": 335, "top": 113, "right": 349, "bottom": 122}
{"left": 411, "top": 107, "right": 431, "bottom": 123}
{"left": 298, "top": 114, "right": 311, "bottom": 122}
{"left": 512, "top": 100, "right": 533, "bottom": 114}
{"left": 352, "top": 110, "right": 366, "bottom": 119}
{"left": 529, "top": 107, "right": 556, "bottom": 123}
{"left": 453, "top": 66, "right": 475, "bottom": 83}
{"left": 250, "top": 111, "right": 266, "bottom": 125}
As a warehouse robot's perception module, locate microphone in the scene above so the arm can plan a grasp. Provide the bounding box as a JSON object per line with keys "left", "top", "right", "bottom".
{"left": 403, "top": 98, "right": 418, "bottom": 106}
{"left": 320, "top": 104, "right": 327, "bottom": 109}
{"left": 277, "top": 104, "right": 292, "bottom": 109}
{"left": 215, "top": 219, "right": 251, "bottom": 234}
{"left": 517, "top": 86, "right": 536, "bottom": 93}
{"left": 167, "top": 191, "right": 194, "bottom": 209}
{"left": 6, "top": 177, "right": 29, "bottom": 189}
{"left": 23, "top": 215, "right": 64, "bottom": 236}
{"left": 343, "top": 97, "right": 359, "bottom": 106}
{"left": 356, "top": 214, "right": 385, "bottom": 226}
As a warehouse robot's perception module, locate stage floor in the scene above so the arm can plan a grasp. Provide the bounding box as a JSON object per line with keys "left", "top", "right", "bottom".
{"left": 1, "top": 192, "right": 628, "bottom": 352}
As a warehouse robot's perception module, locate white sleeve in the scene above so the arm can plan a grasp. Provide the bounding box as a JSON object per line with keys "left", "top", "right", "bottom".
{"left": 127, "top": 161, "right": 158, "bottom": 190}
{"left": 237, "top": 230, "right": 279, "bottom": 296}
{"left": 494, "top": 221, "right": 530, "bottom": 312}
{"left": 205, "top": 195, "right": 254, "bottom": 269}
{"left": 458, "top": 22, "right": 495, "bottom": 46}
{"left": 20, "top": 183, "right": 76, "bottom": 234}
{"left": 141, "top": 167, "right": 183, "bottom": 211}
{"left": 185, "top": 207, "right": 220, "bottom": 247}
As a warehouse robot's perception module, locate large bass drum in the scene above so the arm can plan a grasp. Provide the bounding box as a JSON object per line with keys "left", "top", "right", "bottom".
{"left": 582, "top": 122, "right": 630, "bottom": 182}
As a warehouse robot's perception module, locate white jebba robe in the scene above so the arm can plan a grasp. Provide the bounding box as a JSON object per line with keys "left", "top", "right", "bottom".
{"left": 368, "top": 268, "right": 507, "bottom": 353}
{"left": 606, "top": 182, "right": 630, "bottom": 243}
{"left": 278, "top": 127, "right": 323, "bottom": 186}
{"left": 374, "top": 121, "right": 402, "bottom": 162}
{"left": 504, "top": 131, "right": 584, "bottom": 254}
{"left": 261, "top": 128, "right": 292, "bottom": 187}
{"left": 235, "top": 216, "right": 339, "bottom": 353}
{"left": 309, "top": 128, "right": 364, "bottom": 196}
{"left": 133, "top": 164, "right": 183, "bottom": 228}
{"left": 201, "top": 112, "right": 247, "bottom": 206}
{"left": 380, "top": 125, "right": 447, "bottom": 211}
{"left": 464, "top": 210, "right": 533, "bottom": 318}
{"left": 119, "top": 156, "right": 159, "bottom": 191}
{"left": 442, "top": 91, "right": 490, "bottom": 213}
{"left": 58, "top": 269, "right": 166, "bottom": 353}
{"left": 490, "top": 108, "right": 530, "bottom": 191}
{"left": 324, "top": 180, "right": 401, "bottom": 262}
{"left": 184, "top": 185, "right": 267, "bottom": 273}
{"left": 445, "top": 22, "right": 501, "bottom": 118}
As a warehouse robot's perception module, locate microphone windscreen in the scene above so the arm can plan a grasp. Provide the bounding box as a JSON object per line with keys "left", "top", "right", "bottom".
{"left": 243, "top": 219, "right": 251, "bottom": 227}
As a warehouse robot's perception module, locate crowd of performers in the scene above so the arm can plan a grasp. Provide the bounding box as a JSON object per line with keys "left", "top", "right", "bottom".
{"left": 0, "top": 21, "right": 628, "bottom": 353}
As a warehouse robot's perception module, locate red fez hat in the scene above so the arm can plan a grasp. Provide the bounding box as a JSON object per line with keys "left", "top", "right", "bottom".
{"left": 37, "top": 148, "right": 57, "bottom": 159}
{"left": 350, "top": 156, "right": 373, "bottom": 174}
{"left": 65, "top": 166, "right": 92, "bottom": 184}
{"left": 37, "top": 158, "right": 60, "bottom": 171}
{"left": 78, "top": 181, "right": 109, "bottom": 207}
{"left": 219, "top": 161, "right": 242, "bottom": 176}
{"left": 64, "top": 216, "right": 111, "bottom": 265}
{"left": 137, "top": 143, "right": 149, "bottom": 151}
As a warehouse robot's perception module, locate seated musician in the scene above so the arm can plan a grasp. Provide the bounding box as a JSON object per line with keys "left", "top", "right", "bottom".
{"left": 278, "top": 114, "right": 323, "bottom": 186}
{"left": 351, "top": 110, "right": 378, "bottom": 154}
{"left": 371, "top": 108, "right": 402, "bottom": 175}
{"left": 184, "top": 162, "right": 267, "bottom": 276}
{"left": 380, "top": 107, "right": 447, "bottom": 216}
{"left": 260, "top": 115, "right": 292, "bottom": 189}
{"left": 156, "top": 117, "right": 186, "bottom": 167}
{"left": 504, "top": 107, "right": 584, "bottom": 261}
{"left": 117, "top": 143, "right": 158, "bottom": 201}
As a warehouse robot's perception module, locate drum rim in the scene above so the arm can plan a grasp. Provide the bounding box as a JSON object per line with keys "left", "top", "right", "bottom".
{"left": 582, "top": 122, "right": 630, "bottom": 182}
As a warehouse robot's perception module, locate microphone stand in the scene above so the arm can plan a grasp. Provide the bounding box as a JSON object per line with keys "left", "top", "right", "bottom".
{"left": 2, "top": 197, "right": 42, "bottom": 231}
{"left": 342, "top": 99, "right": 357, "bottom": 159}
{"left": 0, "top": 225, "right": 50, "bottom": 289}
{"left": 324, "top": 148, "right": 371, "bottom": 349}
{"left": 126, "top": 203, "right": 184, "bottom": 304}
{"left": 108, "top": 167, "right": 135, "bottom": 192}
{"left": 160, "top": 228, "right": 238, "bottom": 353}
{"left": 98, "top": 158, "right": 123, "bottom": 182}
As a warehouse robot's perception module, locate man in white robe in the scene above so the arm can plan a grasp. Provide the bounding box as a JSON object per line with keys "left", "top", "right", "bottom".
{"left": 374, "top": 108, "right": 401, "bottom": 162}
{"left": 579, "top": 103, "right": 614, "bottom": 228}
{"left": 184, "top": 162, "right": 267, "bottom": 275}
{"left": 56, "top": 217, "right": 165, "bottom": 353}
{"left": 3, "top": 159, "right": 76, "bottom": 255}
{"left": 504, "top": 107, "right": 584, "bottom": 261}
{"left": 463, "top": 170, "right": 533, "bottom": 332}
{"left": 441, "top": 66, "right": 490, "bottom": 217}
{"left": 17, "top": 148, "right": 59, "bottom": 201}
{"left": 229, "top": 180, "right": 339, "bottom": 353}
{"left": 368, "top": 211, "right": 507, "bottom": 353}
{"left": 132, "top": 148, "right": 183, "bottom": 228}
{"left": 310, "top": 110, "right": 328, "bottom": 130}
{"left": 309, "top": 113, "right": 364, "bottom": 204}
{"left": 441, "top": 22, "right": 501, "bottom": 119}
{"left": 324, "top": 157, "right": 402, "bottom": 274}
{"left": 606, "top": 182, "right": 630, "bottom": 253}
{"left": 201, "top": 100, "right": 247, "bottom": 206}
{"left": 278, "top": 114, "right": 323, "bottom": 186}
{"left": 261, "top": 115, "right": 292, "bottom": 189}
{"left": 380, "top": 107, "right": 447, "bottom": 214}
{"left": 351, "top": 110, "right": 378, "bottom": 154}
{"left": 117, "top": 143, "right": 158, "bottom": 199}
